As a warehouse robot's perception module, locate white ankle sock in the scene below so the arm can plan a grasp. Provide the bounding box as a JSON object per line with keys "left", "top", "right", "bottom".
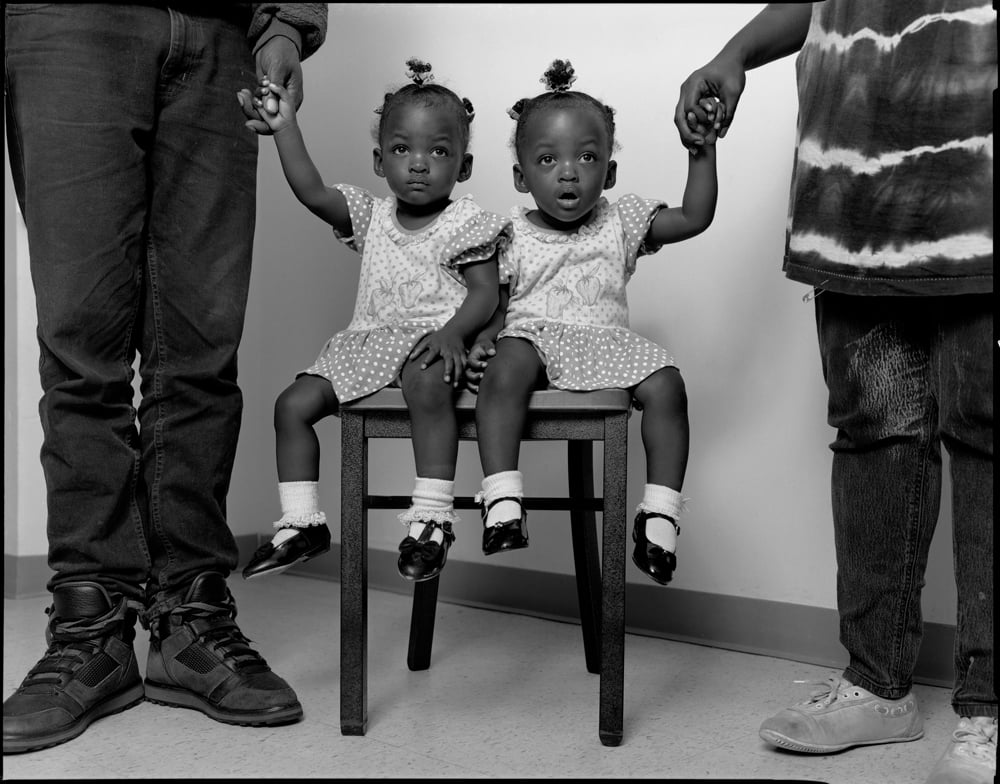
{"left": 639, "top": 484, "right": 684, "bottom": 551}
{"left": 480, "top": 471, "right": 523, "bottom": 527}
{"left": 273, "top": 481, "right": 327, "bottom": 545}
{"left": 400, "top": 477, "right": 455, "bottom": 545}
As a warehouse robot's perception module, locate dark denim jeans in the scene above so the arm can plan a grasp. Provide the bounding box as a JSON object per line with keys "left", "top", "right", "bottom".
{"left": 5, "top": 4, "right": 258, "bottom": 605}
{"left": 815, "top": 292, "right": 994, "bottom": 718}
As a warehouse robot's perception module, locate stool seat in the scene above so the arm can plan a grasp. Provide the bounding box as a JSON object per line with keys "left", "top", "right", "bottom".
{"left": 339, "top": 386, "right": 631, "bottom": 746}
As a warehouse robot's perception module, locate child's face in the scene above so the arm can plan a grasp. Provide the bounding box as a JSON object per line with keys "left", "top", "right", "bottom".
{"left": 373, "top": 102, "right": 472, "bottom": 214}
{"left": 513, "top": 104, "right": 616, "bottom": 230}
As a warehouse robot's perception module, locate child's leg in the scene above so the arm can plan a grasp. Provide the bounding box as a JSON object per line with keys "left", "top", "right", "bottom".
{"left": 243, "top": 375, "right": 338, "bottom": 579}
{"left": 272, "top": 375, "right": 340, "bottom": 541}
{"left": 400, "top": 359, "right": 461, "bottom": 542}
{"left": 475, "top": 338, "right": 545, "bottom": 547}
{"left": 631, "top": 367, "right": 689, "bottom": 583}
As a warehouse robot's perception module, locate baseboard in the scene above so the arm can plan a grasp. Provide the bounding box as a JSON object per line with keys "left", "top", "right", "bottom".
{"left": 5, "top": 541, "right": 955, "bottom": 689}
{"left": 2, "top": 536, "right": 265, "bottom": 599}
{"left": 287, "top": 541, "right": 956, "bottom": 690}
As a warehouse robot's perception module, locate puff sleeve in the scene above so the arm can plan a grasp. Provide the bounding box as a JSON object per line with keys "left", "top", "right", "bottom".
{"left": 440, "top": 208, "right": 513, "bottom": 285}
{"left": 330, "top": 184, "right": 376, "bottom": 256}
{"left": 618, "top": 193, "right": 669, "bottom": 276}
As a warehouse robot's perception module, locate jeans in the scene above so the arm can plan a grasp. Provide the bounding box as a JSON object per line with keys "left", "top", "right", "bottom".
{"left": 815, "top": 292, "right": 995, "bottom": 718}
{"left": 4, "top": 4, "right": 258, "bottom": 603}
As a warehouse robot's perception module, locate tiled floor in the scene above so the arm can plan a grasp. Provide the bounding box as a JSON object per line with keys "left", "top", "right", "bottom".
{"left": 3, "top": 574, "right": 958, "bottom": 781}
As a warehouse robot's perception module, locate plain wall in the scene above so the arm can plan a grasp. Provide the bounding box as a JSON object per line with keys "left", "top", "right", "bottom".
{"left": 4, "top": 4, "right": 958, "bottom": 623}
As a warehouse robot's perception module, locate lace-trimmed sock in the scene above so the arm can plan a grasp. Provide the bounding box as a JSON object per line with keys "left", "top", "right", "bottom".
{"left": 272, "top": 481, "right": 327, "bottom": 546}
{"left": 401, "top": 477, "right": 456, "bottom": 545}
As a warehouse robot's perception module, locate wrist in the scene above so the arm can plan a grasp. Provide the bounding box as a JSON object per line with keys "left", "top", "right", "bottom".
{"left": 253, "top": 19, "right": 303, "bottom": 60}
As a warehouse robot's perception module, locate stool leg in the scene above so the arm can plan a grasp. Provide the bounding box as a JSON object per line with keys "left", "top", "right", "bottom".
{"left": 340, "top": 411, "right": 368, "bottom": 735}
{"left": 568, "top": 440, "right": 602, "bottom": 674}
{"left": 599, "top": 411, "right": 628, "bottom": 746}
{"left": 407, "top": 576, "right": 439, "bottom": 671}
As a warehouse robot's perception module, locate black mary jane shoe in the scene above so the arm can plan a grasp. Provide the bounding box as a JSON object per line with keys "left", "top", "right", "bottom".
{"left": 397, "top": 520, "right": 455, "bottom": 582}
{"left": 242, "top": 523, "right": 332, "bottom": 580}
{"left": 631, "top": 511, "right": 679, "bottom": 586}
{"left": 481, "top": 496, "right": 529, "bottom": 556}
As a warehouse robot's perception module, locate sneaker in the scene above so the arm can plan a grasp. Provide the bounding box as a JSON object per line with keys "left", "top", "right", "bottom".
{"left": 925, "top": 716, "right": 996, "bottom": 784}
{"left": 3, "top": 582, "right": 144, "bottom": 754}
{"left": 143, "top": 572, "right": 302, "bottom": 726}
{"left": 758, "top": 675, "right": 923, "bottom": 753}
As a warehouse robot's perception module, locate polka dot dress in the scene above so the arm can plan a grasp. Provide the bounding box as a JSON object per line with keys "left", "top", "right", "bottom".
{"left": 499, "top": 194, "right": 676, "bottom": 390}
{"left": 302, "top": 185, "right": 512, "bottom": 402}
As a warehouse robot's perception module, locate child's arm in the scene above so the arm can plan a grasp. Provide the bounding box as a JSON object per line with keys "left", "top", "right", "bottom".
{"left": 465, "top": 283, "right": 510, "bottom": 393}
{"left": 645, "top": 120, "right": 718, "bottom": 246}
{"left": 238, "top": 80, "right": 351, "bottom": 234}
{"left": 408, "top": 257, "right": 501, "bottom": 387}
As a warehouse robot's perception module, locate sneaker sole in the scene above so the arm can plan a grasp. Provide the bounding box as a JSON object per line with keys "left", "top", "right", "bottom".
{"left": 143, "top": 681, "right": 303, "bottom": 726}
{"left": 759, "top": 727, "right": 924, "bottom": 753}
{"left": 3, "top": 682, "right": 145, "bottom": 754}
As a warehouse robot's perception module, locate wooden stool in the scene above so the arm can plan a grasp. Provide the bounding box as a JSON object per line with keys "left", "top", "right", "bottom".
{"left": 339, "top": 386, "right": 631, "bottom": 746}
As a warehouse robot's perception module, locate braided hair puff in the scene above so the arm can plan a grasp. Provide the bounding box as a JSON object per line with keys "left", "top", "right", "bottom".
{"left": 372, "top": 57, "right": 476, "bottom": 149}
{"left": 507, "top": 59, "right": 618, "bottom": 160}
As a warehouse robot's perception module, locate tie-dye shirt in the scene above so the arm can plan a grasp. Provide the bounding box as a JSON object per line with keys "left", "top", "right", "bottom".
{"left": 783, "top": 0, "right": 995, "bottom": 295}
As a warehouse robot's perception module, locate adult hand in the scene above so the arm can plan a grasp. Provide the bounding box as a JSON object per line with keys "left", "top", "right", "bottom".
{"left": 673, "top": 59, "right": 746, "bottom": 151}
{"left": 240, "top": 36, "right": 304, "bottom": 135}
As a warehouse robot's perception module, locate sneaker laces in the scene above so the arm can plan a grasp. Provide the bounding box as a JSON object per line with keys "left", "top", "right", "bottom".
{"left": 167, "top": 598, "right": 270, "bottom": 674}
{"left": 18, "top": 599, "right": 134, "bottom": 692}
{"left": 792, "top": 675, "right": 856, "bottom": 709}
{"left": 952, "top": 717, "right": 997, "bottom": 766}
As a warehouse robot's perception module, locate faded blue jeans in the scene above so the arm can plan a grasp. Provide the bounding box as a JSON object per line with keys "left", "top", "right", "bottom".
{"left": 815, "top": 292, "right": 995, "bottom": 718}
{"left": 4, "top": 4, "right": 258, "bottom": 606}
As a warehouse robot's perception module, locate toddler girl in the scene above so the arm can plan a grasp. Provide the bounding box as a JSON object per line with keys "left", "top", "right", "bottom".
{"left": 471, "top": 60, "right": 717, "bottom": 585}
{"left": 239, "top": 59, "right": 510, "bottom": 583}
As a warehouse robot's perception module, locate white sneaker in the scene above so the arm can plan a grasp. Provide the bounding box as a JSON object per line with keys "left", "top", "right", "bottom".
{"left": 925, "top": 716, "right": 997, "bottom": 784}
{"left": 759, "top": 675, "right": 923, "bottom": 753}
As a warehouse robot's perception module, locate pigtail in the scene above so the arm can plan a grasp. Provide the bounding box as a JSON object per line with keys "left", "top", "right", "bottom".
{"left": 462, "top": 97, "right": 475, "bottom": 122}
{"left": 507, "top": 98, "right": 529, "bottom": 121}
{"left": 541, "top": 59, "right": 576, "bottom": 92}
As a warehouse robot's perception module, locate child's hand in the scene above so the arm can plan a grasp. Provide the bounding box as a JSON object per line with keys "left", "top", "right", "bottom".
{"left": 464, "top": 340, "right": 496, "bottom": 393}
{"left": 237, "top": 78, "right": 296, "bottom": 135}
{"left": 686, "top": 96, "right": 721, "bottom": 154}
{"left": 409, "top": 328, "right": 467, "bottom": 387}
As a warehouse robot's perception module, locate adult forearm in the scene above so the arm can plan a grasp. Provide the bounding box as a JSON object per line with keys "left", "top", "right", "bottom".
{"left": 715, "top": 3, "right": 813, "bottom": 71}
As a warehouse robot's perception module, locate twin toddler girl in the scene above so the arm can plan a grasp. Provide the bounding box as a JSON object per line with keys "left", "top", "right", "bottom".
{"left": 238, "top": 57, "right": 718, "bottom": 588}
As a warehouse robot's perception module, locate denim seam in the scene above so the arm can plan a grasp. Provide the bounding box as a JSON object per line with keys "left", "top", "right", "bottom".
{"left": 891, "top": 382, "right": 937, "bottom": 693}
{"left": 123, "top": 257, "right": 151, "bottom": 574}
{"left": 144, "top": 236, "right": 173, "bottom": 578}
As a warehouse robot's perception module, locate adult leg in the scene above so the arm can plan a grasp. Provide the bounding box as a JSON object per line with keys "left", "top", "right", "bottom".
{"left": 5, "top": 3, "right": 169, "bottom": 598}
{"left": 820, "top": 295, "right": 941, "bottom": 699}
{"left": 935, "top": 295, "right": 994, "bottom": 718}
{"left": 759, "top": 292, "right": 927, "bottom": 753}
{"left": 3, "top": 3, "right": 171, "bottom": 752}
{"left": 132, "top": 7, "right": 302, "bottom": 728}
{"left": 137, "top": 7, "right": 259, "bottom": 600}
{"left": 923, "top": 294, "right": 996, "bottom": 784}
